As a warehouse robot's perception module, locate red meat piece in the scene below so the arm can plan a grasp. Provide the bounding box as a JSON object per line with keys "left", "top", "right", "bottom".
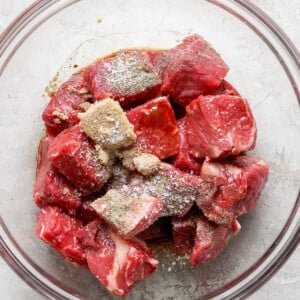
{"left": 126, "top": 97, "right": 179, "bottom": 160}
{"left": 33, "top": 137, "right": 81, "bottom": 215}
{"left": 198, "top": 160, "right": 247, "bottom": 226}
{"left": 78, "top": 221, "right": 158, "bottom": 297}
{"left": 42, "top": 72, "right": 90, "bottom": 136}
{"left": 85, "top": 50, "right": 162, "bottom": 108}
{"left": 137, "top": 217, "right": 171, "bottom": 241}
{"left": 190, "top": 214, "right": 231, "bottom": 265}
{"left": 232, "top": 155, "right": 269, "bottom": 217}
{"left": 91, "top": 188, "right": 164, "bottom": 237}
{"left": 131, "top": 163, "right": 215, "bottom": 217}
{"left": 36, "top": 206, "right": 86, "bottom": 265}
{"left": 186, "top": 95, "right": 257, "bottom": 159}
{"left": 198, "top": 155, "right": 268, "bottom": 227}
{"left": 48, "top": 125, "right": 111, "bottom": 194}
{"left": 172, "top": 118, "right": 203, "bottom": 175}
{"left": 213, "top": 80, "right": 240, "bottom": 96}
{"left": 161, "top": 34, "right": 229, "bottom": 106}
{"left": 172, "top": 211, "right": 197, "bottom": 256}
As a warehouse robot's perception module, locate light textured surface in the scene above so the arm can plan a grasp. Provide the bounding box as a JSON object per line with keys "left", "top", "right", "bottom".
{"left": 0, "top": 1, "right": 299, "bottom": 299}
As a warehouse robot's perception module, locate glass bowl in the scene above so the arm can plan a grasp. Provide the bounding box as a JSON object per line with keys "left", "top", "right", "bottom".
{"left": 0, "top": 1, "right": 299, "bottom": 299}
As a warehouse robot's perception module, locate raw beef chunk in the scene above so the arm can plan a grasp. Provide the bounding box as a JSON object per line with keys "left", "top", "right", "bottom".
{"left": 190, "top": 214, "right": 231, "bottom": 265}
{"left": 198, "top": 160, "right": 247, "bottom": 226}
{"left": 85, "top": 50, "right": 162, "bottom": 108}
{"left": 231, "top": 155, "right": 269, "bottom": 217}
{"left": 161, "top": 35, "right": 229, "bottom": 106}
{"left": 126, "top": 97, "right": 179, "bottom": 160}
{"left": 91, "top": 188, "right": 164, "bottom": 237}
{"left": 48, "top": 125, "right": 111, "bottom": 194}
{"left": 33, "top": 137, "right": 81, "bottom": 215}
{"left": 36, "top": 206, "right": 86, "bottom": 265}
{"left": 198, "top": 156, "right": 268, "bottom": 226}
{"left": 172, "top": 211, "right": 197, "bottom": 256}
{"left": 172, "top": 118, "right": 203, "bottom": 175}
{"left": 78, "top": 221, "right": 158, "bottom": 297}
{"left": 172, "top": 208, "right": 232, "bottom": 260}
{"left": 42, "top": 72, "right": 90, "bottom": 135}
{"left": 186, "top": 95, "right": 257, "bottom": 159}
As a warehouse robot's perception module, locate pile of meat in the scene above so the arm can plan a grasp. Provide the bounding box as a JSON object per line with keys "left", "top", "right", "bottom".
{"left": 34, "top": 35, "right": 269, "bottom": 297}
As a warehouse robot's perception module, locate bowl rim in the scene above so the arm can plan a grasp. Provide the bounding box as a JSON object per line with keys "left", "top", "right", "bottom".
{"left": 0, "top": 0, "right": 299, "bottom": 299}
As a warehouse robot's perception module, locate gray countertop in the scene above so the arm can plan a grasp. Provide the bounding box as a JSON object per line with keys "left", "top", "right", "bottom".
{"left": 0, "top": 1, "right": 299, "bottom": 299}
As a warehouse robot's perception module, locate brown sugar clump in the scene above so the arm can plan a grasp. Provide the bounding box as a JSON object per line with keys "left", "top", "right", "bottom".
{"left": 116, "top": 147, "right": 160, "bottom": 176}
{"left": 79, "top": 98, "right": 136, "bottom": 150}
{"left": 133, "top": 153, "right": 160, "bottom": 176}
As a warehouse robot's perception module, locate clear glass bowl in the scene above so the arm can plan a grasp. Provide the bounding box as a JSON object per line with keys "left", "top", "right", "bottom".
{"left": 0, "top": 1, "right": 299, "bottom": 299}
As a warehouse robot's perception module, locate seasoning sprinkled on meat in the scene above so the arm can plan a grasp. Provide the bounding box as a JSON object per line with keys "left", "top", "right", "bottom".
{"left": 91, "top": 188, "right": 163, "bottom": 237}
{"left": 85, "top": 50, "right": 162, "bottom": 108}
{"left": 103, "top": 51, "right": 160, "bottom": 95}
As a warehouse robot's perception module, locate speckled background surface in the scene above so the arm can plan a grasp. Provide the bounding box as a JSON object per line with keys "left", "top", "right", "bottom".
{"left": 0, "top": 1, "right": 299, "bottom": 299}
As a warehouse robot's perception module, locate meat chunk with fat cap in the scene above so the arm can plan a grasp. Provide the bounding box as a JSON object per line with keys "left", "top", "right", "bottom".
{"left": 78, "top": 220, "right": 158, "bottom": 297}
{"left": 197, "top": 155, "right": 269, "bottom": 227}
{"left": 91, "top": 188, "right": 164, "bottom": 237}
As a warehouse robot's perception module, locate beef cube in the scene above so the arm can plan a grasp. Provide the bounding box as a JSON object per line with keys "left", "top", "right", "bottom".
{"left": 161, "top": 35, "right": 229, "bottom": 106}
{"left": 197, "top": 156, "right": 268, "bottom": 227}
{"left": 42, "top": 72, "right": 91, "bottom": 136}
{"left": 212, "top": 80, "right": 240, "bottom": 96}
{"left": 171, "top": 118, "right": 203, "bottom": 175}
{"left": 91, "top": 188, "right": 164, "bottom": 237}
{"left": 33, "top": 137, "right": 81, "bottom": 215}
{"left": 78, "top": 221, "right": 158, "bottom": 297}
{"left": 186, "top": 95, "right": 257, "bottom": 159}
{"left": 232, "top": 155, "right": 269, "bottom": 217}
{"left": 198, "top": 159, "right": 247, "bottom": 226}
{"left": 172, "top": 211, "right": 197, "bottom": 256}
{"left": 141, "top": 163, "right": 215, "bottom": 217}
{"left": 190, "top": 214, "right": 231, "bottom": 265}
{"left": 137, "top": 217, "right": 171, "bottom": 241}
{"left": 48, "top": 125, "right": 111, "bottom": 194}
{"left": 85, "top": 50, "right": 162, "bottom": 108}
{"left": 36, "top": 206, "right": 86, "bottom": 265}
{"left": 126, "top": 97, "right": 179, "bottom": 160}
